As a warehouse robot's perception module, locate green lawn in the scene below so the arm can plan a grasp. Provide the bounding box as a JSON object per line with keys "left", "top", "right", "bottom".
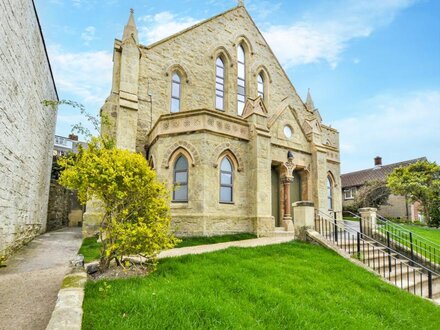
{"left": 79, "top": 237, "right": 102, "bottom": 263}
{"left": 399, "top": 224, "right": 440, "bottom": 246}
{"left": 378, "top": 223, "right": 440, "bottom": 262}
{"left": 175, "top": 233, "right": 257, "bottom": 248}
{"left": 83, "top": 242, "right": 439, "bottom": 330}
{"left": 79, "top": 233, "right": 257, "bottom": 263}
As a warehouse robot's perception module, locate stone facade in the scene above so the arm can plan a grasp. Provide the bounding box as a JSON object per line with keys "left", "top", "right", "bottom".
{"left": 84, "top": 4, "right": 342, "bottom": 237}
{"left": 0, "top": 1, "right": 58, "bottom": 256}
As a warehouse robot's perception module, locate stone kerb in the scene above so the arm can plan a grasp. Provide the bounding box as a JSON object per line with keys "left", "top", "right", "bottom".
{"left": 46, "top": 258, "right": 86, "bottom": 330}
{"left": 293, "top": 201, "right": 315, "bottom": 241}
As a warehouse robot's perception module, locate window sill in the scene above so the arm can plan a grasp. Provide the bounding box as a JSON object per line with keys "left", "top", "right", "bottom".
{"left": 219, "top": 201, "right": 235, "bottom": 205}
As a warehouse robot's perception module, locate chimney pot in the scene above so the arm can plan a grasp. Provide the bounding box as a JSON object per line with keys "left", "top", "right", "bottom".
{"left": 68, "top": 134, "right": 78, "bottom": 141}
{"left": 374, "top": 156, "right": 382, "bottom": 166}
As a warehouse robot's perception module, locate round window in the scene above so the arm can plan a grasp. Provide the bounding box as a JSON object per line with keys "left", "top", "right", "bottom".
{"left": 283, "top": 125, "right": 292, "bottom": 138}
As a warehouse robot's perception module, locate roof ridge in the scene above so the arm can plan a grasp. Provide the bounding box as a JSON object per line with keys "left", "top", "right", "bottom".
{"left": 342, "top": 157, "right": 427, "bottom": 176}
{"left": 139, "top": 6, "right": 240, "bottom": 50}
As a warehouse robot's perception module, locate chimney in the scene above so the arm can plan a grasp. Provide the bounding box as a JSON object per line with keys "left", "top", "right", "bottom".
{"left": 68, "top": 133, "right": 78, "bottom": 141}
{"left": 374, "top": 156, "right": 382, "bottom": 167}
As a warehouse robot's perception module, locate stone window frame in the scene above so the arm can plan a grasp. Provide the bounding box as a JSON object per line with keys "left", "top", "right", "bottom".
{"left": 210, "top": 46, "right": 233, "bottom": 114}
{"left": 327, "top": 172, "right": 336, "bottom": 211}
{"left": 219, "top": 156, "right": 234, "bottom": 204}
{"left": 165, "top": 64, "right": 189, "bottom": 114}
{"left": 234, "top": 36, "right": 253, "bottom": 117}
{"left": 215, "top": 56, "right": 226, "bottom": 111}
{"left": 170, "top": 72, "right": 181, "bottom": 113}
{"left": 253, "top": 65, "right": 271, "bottom": 105}
{"left": 237, "top": 44, "right": 246, "bottom": 116}
{"left": 172, "top": 154, "right": 189, "bottom": 203}
{"left": 168, "top": 147, "right": 195, "bottom": 203}
{"left": 216, "top": 150, "right": 240, "bottom": 204}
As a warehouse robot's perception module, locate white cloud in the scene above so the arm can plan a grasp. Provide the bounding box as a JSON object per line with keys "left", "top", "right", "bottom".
{"left": 262, "top": 0, "right": 418, "bottom": 68}
{"left": 138, "top": 11, "right": 200, "bottom": 45}
{"left": 81, "top": 26, "right": 96, "bottom": 44}
{"left": 332, "top": 90, "right": 440, "bottom": 172}
{"left": 48, "top": 45, "right": 113, "bottom": 108}
{"left": 247, "top": 0, "right": 282, "bottom": 20}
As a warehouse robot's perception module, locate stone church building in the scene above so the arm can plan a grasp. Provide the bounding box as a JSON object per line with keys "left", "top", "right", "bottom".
{"left": 84, "top": 3, "right": 342, "bottom": 237}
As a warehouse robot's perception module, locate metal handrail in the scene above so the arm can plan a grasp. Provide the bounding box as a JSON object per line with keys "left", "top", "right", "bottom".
{"left": 341, "top": 210, "right": 440, "bottom": 272}
{"left": 376, "top": 214, "right": 440, "bottom": 249}
{"left": 315, "top": 210, "right": 437, "bottom": 299}
{"left": 316, "top": 210, "right": 439, "bottom": 276}
{"left": 371, "top": 215, "right": 440, "bottom": 273}
{"left": 342, "top": 210, "right": 361, "bottom": 219}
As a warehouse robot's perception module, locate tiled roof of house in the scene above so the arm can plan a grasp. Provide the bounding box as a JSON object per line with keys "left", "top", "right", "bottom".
{"left": 341, "top": 157, "right": 427, "bottom": 188}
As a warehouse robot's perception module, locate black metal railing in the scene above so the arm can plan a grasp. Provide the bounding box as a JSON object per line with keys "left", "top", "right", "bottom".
{"left": 359, "top": 213, "right": 440, "bottom": 273}
{"left": 314, "top": 210, "right": 438, "bottom": 299}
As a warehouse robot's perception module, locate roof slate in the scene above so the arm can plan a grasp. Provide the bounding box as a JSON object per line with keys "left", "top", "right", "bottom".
{"left": 341, "top": 157, "right": 427, "bottom": 188}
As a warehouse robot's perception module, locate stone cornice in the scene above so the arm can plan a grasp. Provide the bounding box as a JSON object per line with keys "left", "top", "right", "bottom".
{"left": 147, "top": 109, "right": 250, "bottom": 144}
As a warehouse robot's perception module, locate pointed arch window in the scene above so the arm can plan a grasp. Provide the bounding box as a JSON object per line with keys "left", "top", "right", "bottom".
{"left": 173, "top": 155, "right": 188, "bottom": 201}
{"left": 215, "top": 57, "right": 225, "bottom": 110}
{"left": 257, "top": 73, "right": 264, "bottom": 99}
{"left": 171, "top": 72, "right": 181, "bottom": 113}
{"left": 237, "top": 45, "right": 246, "bottom": 116}
{"left": 327, "top": 176, "right": 333, "bottom": 210}
{"left": 220, "top": 157, "right": 233, "bottom": 203}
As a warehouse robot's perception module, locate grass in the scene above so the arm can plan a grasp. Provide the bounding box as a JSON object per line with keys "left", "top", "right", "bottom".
{"left": 175, "top": 233, "right": 257, "bottom": 248}
{"left": 78, "top": 233, "right": 257, "bottom": 263}
{"left": 79, "top": 237, "right": 102, "bottom": 263}
{"left": 83, "top": 242, "right": 440, "bottom": 330}
{"left": 399, "top": 224, "right": 440, "bottom": 246}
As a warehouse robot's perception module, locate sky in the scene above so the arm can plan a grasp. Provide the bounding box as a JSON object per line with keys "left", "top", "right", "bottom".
{"left": 35, "top": 0, "right": 440, "bottom": 173}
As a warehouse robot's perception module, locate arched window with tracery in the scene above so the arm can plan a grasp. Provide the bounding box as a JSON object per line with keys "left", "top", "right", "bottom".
{"left": 216, "top": 57, "right": 225, "bottom": 111}
{"left": 173, "top": 155, "right": 188, "bottom": 201}
{"left": 220, "top": 157, "right": 233, "bottom": 203}
{"left": 327, "top": 175, "right": 333, "bottom": 210}
{"left": 171, "top": 72, "right": 181, "bottom": 113}
{"left": 237, "top": 44, "right": 246, "bottom": 116}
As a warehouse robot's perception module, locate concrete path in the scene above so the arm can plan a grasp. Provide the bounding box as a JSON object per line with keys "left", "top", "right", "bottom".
{"left": 157, "top": 235, "right": 295, "bottom": 259}
{"left": 344, "top": 220, "right": 360, "bottom": 234}
{"left": 0, "top": 227, "right": 82, "bottom": 330}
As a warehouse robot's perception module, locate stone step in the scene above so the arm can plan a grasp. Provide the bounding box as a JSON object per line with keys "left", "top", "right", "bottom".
{"left": 401, "top": 275, "right": 440, "bottom": 298}
{"left": 270, "top": 230, "right": 294, "bottom": 238}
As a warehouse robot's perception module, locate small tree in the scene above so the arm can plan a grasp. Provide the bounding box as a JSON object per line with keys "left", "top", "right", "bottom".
{"left": 43, "top": 99, "right": 177, "bottom": 271}
{"left": 58, "top": 137, "right": 177, "bottom": 271}
{"left": 387, "top": 160, "right": 440, "bottom": 226}
{"left": 353, "top": 180, "right": 391, "bottom": 209}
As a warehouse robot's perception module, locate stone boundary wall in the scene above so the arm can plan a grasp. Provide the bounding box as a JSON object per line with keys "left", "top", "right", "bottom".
{"left": 47, "top": 180, "right": 71, "bottom": 232}
{"left": 0, "top": 0, "right": 58, "bottom": 257}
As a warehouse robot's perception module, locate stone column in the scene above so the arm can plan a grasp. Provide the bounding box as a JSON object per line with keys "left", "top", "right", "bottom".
{"left": 359, "top": 207, "right": 377, "bottom": 236}
{"left": 293, "top": 201, "right": 315, "bottom": 241}
{"left": 281, "top": 177, "right": 294, "bottom": 231}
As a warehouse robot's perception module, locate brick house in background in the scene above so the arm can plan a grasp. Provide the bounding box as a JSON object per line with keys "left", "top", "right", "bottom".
{"left": 341, "top": 157, "right": 426, "bottom": 221}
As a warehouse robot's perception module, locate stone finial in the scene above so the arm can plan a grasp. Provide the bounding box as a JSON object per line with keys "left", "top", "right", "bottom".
{"left": 122, "top": 8, "right": 138, "bottom": 43}
{"left": 305, "top": 88, "right": 316, "bottom": 112}
{"left": 237, "top": 0, "right": 245, "bottom": 7}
